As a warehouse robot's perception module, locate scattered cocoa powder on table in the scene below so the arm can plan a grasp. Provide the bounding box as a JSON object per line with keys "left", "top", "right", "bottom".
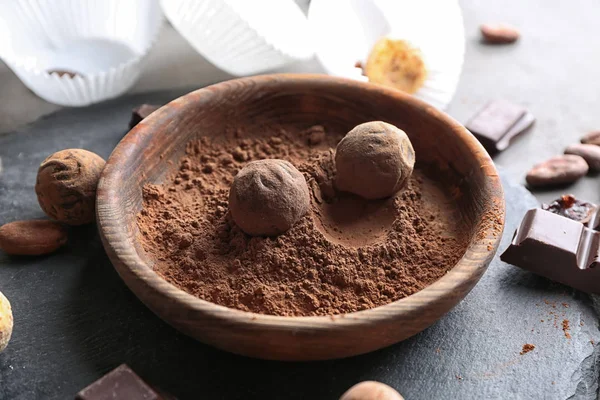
{"left": 136, "top": 124, "right": 469, "bottom": 316}
{"left": 562, "top": 320, "right": 571, "bottom": 339}
{"left": 520, "top": 344, "right": 535, "bottom": 355}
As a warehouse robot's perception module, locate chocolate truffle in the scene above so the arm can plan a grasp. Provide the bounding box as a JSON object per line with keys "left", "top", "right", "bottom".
{"left": 35, "top": 149, "right": 106, "bottom": 225}
{"left": 335, "top": 121, "right": 415, "bottom": 199}
{"left": 229, "top": 159, "right": 310, "bottom": 236}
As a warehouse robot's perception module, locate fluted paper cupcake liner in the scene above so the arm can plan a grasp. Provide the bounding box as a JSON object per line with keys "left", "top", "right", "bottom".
{"left": 0, "top": 0, "right": 163, "bottom": 107}
{"left": 308, "top": 0, "right": 465, "bottom": 110}
{"left": 161, "top": 0, "right": 314, "bottom": 76}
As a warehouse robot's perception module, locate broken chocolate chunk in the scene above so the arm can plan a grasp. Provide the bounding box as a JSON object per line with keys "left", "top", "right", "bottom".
{"left": 466, "top": 100, "right": 535, "bottom": 154}
{"left": 501, "top": 208, "right": 600, "bottom": 294}
{"left": 542, "top": 194, "right": 598, "bottom": 227}
{"left": 76, "top": 364, "right": 163, "bottom": 400}
{"left": 129, "top": 104, "right": 160, "bottom": 130}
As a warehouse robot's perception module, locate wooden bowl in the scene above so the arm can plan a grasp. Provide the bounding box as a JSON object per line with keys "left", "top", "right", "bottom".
{"left": 97, "top": 74, "right": 505, "bottom": 361}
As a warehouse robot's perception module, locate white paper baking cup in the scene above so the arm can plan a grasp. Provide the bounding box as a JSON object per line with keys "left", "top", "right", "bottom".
{"left": 308, "top": 0, "right": 465, "bottom": 110}
{"left": 0, "top": 0, "right": 163, "bottom": 107}
{"left": 161, "top": 0, "right": 314, "bottom": 76}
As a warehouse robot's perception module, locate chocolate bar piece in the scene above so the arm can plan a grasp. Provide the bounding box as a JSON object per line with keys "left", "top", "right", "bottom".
{"left": 501, "top": 208, "right": 600, "bottom": 294}
{"left": 129, "top": 104, "right": 160, "bottom": 130}
{"left": 466, "top": 100, "right": 535, "bottom": 154}
{"left": 542, "top": 194, "right": 599, "bottom": 228}
{"left": 76, "top": 364, "right": 163, "bottom": 400}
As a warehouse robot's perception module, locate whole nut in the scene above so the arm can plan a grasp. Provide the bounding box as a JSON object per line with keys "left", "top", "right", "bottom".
{"left": 580, "top": 131, "right": 600, "bottom": 146}
{"left": 229, "top": 159, "right": 310, "bottom": 236}
{"left": 526, "top": 155, "right": 588, "bottom": 187}
{"left": 335, "top": 121, "right": 415, "bottom": 200}
{"left": 340, "top": 381, "right": 404, "bottom": 400}
{"left": 35, "top": 149, "right": 106, "bottom": 225}
{"left": 564, "top": 144, "right": 600, "bottom": 170}
{"left": 480, "top": 24, "right": 520, "bottom": 44}
{"left": 0, "top": 220, "right": 68, "bottom": 255}
{"left": 0, "top": 290, "right": 13, "bottom": 353}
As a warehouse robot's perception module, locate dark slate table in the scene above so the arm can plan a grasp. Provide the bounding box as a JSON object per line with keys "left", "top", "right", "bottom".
{"left": 0, "top": 91, "right": 599, "bottom": 400}
{"left": 2, "top": 0, "right": 600, "bottom": 398}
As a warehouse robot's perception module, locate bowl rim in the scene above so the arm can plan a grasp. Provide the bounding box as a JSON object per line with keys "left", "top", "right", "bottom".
{"left": 97, "top": 73, "right": 505, "bottom": 330}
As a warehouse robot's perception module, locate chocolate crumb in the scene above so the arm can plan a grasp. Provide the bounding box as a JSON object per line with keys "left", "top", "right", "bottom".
{"left": 520, "top": 344, "right": 535, "bottom": 355}
{"left": 305, "top": 125, "right": 326, "bottom": 146}
{"left": 562, "top": 320, "right": 571, "bottom": 339}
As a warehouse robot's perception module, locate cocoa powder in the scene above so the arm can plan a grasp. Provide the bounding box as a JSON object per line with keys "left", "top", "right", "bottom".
{"left": 137, "top": 124, "right": 469, "bottom": 316}
{"left": 520, "top": 344, "right": 535, "bottom": 355}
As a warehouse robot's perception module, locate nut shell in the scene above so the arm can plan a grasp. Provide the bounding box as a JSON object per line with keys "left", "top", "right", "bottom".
{"left": 335, "top": 121, "right": 415, "bottom": 200}
{"left": 229, "top": 159, "right": 310, "bottom": 236}
{"left": 35, "top": 149, "right": 106, "bottom": 225}
{"left": 0, "top": 291, "right": 13, "bottom": 353}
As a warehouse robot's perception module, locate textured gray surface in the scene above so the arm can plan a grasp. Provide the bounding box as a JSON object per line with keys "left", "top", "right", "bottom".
{"left": 447, "top": 0, "right": 600, "bottom": 206}
{"left": 0, "top": 89, "right": 599, "bottom": 400}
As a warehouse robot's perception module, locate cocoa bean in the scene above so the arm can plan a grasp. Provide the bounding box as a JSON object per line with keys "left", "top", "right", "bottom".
{"left": 480, "top": 24, "right": 520, "bottom": 44}
{"left": 580, "top": 131, "right": 600, "bottom": 146}
{"left": 0, "top": 220, "right": 67, "bottom": 255}
{"left": 564, "top": 143, "right": 600, "bottom": 170}
{"left": 526, "top": 155, "right": 588, "bottom": 187}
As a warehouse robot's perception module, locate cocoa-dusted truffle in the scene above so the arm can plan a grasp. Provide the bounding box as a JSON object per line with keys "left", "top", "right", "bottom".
{"left": 35, "top": 149, "right": 106, "bottom": 225}
{"left": 335, "top": 121, "right": 415, "bottom": 199}
{"left": 229, "top": 159, "right": 310, "bottom": 236}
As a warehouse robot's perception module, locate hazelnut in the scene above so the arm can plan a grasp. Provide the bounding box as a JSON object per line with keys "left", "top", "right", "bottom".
{"left": 335, "top": 121, "right": 415, "bottom": 199}
{"left": 0, "top": 290, "right": 13, "bottom": 353}
{"left": 229, "top": 159, "right": 310, "bottom": 236}
{"left": 35, "top": 149, "right": 106, "bottom": 225}
{"left": 340, "top": 381, "right": 404, "bottom": 400}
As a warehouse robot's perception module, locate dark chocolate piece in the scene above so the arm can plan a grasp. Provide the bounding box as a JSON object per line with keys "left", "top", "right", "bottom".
{"left": 542, "top": 194, "right": 598, "bottom": 227}
{"left": 588, "top": 208, "right": 600, "bottom": 231}
{"left": 501, "top": 208, "right": 600, "bottom": 294}
{"left": 76, "top": 364, "right": 163, "bottom": 400}
{"left": 129, "top": 104, "right": 160, "bottom": 130}
{"left": 466, "top": 100, "right": 535, "bottom": 154}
